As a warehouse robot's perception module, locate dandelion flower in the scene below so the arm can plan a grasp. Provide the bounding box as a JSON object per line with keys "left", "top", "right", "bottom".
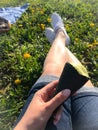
{"left": 92, "top": 40, "right": 98, "bottom": 46}
{"left": 87, "top": 44, "right": 93, "bottom": 48}
{"left": 40, "top": 24, "right": 45, "bottom": 30}
{"left": 23, "top": 53, "right": 31, "bottom": 59}
{"left": 93, "top": 42, "right": 98, "bottom": 46}
{"left": 66, "top": 24, "right": 69, "bottom": 29}
{"left": 94, "top": 40, "right": 97, "bottom": 43}
{"left": 32, "top": 9, "right": 35, "bottom": 13}
{"left": 18, "top": 24, "right": 23, "bottom": 27}
{"left": 90, "top": 23, "right": 95, "bottom": 27}
{"left": 14, "top": 79, "right": 21, "bottom": 85}
{"left": 47, "top": 18, "right": 51, "bottom": 23}
{"left": 40, "top": 10, "right": 44, "bottom": 14}
{"left": 75, "top": 38, "right": 79, "bottom": 42}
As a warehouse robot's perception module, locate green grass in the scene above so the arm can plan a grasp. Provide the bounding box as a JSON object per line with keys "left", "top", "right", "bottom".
{"left": 0, "top": 0, "right": 98, "bottom": 129}
{"left": 0, "top": 0, "right": 33, "bottom": 7}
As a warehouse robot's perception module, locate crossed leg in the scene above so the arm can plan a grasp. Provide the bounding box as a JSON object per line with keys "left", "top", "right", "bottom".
{"left": 42, "top": 30, "right": 93, "bottom": 87}
{"left": 43, "top": 13, "right": 98, "bottom": 130}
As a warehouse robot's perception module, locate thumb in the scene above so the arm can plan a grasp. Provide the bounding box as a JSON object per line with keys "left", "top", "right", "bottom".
{"left": 47, "top": 89, "right": 71, "bottom": 112}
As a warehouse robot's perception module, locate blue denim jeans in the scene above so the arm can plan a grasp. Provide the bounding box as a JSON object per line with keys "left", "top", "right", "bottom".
{"left": 15, "top": 75, "right": 98, "bottom": 130}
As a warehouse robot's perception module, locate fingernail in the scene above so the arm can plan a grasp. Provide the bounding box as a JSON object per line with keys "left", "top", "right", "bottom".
{"left": 53, "top": 115, "right": 61, "bottom": 125}
{"left": 62, "top": 89, "right": 71, "bottom": 97}
{"left": 53, "top": 120, "right": 58, "bottom": 125}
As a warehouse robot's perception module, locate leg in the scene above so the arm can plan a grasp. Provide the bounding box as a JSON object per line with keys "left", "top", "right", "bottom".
{"left": 72, "top": 87, "right": 98, "bottom": 130}
{"left": 43, "top": 29, "right": 93, "bottom": 87}
{"left": 43, "top": 31, "right": 72, "bottom": 130}
{"left": 43, "top": 13, "right": 94, "bottom": 130}
{"left": 44, "top": 13, "right": 98, "bottom": 130}
{"left": 42, "top": 31, "right": 69, "bottom": 77}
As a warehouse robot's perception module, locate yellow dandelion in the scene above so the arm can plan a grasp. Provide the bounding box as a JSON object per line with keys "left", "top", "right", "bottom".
{"left": 93, "top": 42, "right": 98, "bottom": 46}
{"left": 87, "top": 44, "right": 93, "bottom": 48}
{"left": 90, "top": 23, "right": 95, "bottom": 27}
{"left": 23, "top": 53, "right": 31, "bottom": 59}
{"left": 18, "top": 24, "right": 23, "bottom": 27}
{"left": 66, "top": 24, "right": 69, "bottom": 29}
{"left": 32, "top": 9, "right": 35, "bottom": 13}
{"left": 14, "top": 79, "right": 21, "bottom": 85}
{"left": 40, "top": 10, "right": 44, "bottom": 14}
{"left": 47, "top": 18, "right": 51, "bottom": 23}
{"left": 94, "top": 40, "right": 96, "bottom": 43}
{"left": 75, "top": 38, "right": 79, "bottom": 42}
{"left": 40, "top": 24, "right": 45, "bottom": 30}
{"left": 92, "top": 40, "right": 98, "bottom": 46}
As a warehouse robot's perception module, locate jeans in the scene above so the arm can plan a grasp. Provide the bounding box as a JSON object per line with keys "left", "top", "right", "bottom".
{"left": 15, "top": 75, "right": 98, "bottom": 130}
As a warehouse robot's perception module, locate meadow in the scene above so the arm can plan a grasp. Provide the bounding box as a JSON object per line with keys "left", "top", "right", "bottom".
{"left": 0, "top": 0, "right": 98, "bottom": 129}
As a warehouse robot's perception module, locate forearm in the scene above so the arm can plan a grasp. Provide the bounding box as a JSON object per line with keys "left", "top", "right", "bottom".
{"left": 14, "top": 123, "right": 28, "bottom": 130}
{"left": 14, "top": 115, "right": 46, "bottom": 130}
{"left": 14, "top": 121, "right": 45, "bottom": 130}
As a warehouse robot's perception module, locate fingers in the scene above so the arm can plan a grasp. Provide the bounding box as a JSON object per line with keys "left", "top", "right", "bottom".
{"left": 38, "top": 80, "right": 59, "bottom": 94}
{"left": 36, "top": 80, "right": 70, "bottom": 113}
{"left": 35, "top": 80, "right": 59, "bottom": 102}
{"left": 47, "top": 89, "right": 71, "bottom": 112}
{"left": 53, "top": 106, "right": 63, "bottom": 125}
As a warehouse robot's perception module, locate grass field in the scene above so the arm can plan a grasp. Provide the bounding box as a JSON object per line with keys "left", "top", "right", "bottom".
{"left": 0, "top": 0, "right": 32, "bottom": 7}
{"left": 0, "top": 0, "right": 98, "bottom": 129}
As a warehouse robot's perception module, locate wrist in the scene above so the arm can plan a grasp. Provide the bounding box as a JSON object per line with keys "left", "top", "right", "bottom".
{"left": 15, "top": 115, "right": 46, "bottom": 130}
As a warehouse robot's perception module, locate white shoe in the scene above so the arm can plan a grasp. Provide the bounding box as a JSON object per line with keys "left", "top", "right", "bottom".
{"left": 45, "top": 27, "right": 55, "bottom": 43}
{"left": 51, "top": 12, "right": 70, "bottom": 45}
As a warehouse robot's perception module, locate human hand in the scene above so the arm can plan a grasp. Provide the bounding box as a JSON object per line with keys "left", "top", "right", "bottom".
{"left": 14, "top": 80, "right": 71, "bottom": 130}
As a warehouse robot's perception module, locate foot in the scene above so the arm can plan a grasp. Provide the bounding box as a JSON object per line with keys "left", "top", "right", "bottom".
{"left": 51, "top": 12, "right": 70, "bottom": 45}
{"left": 45, "top": 27, "right": 55, "bottom": 43}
